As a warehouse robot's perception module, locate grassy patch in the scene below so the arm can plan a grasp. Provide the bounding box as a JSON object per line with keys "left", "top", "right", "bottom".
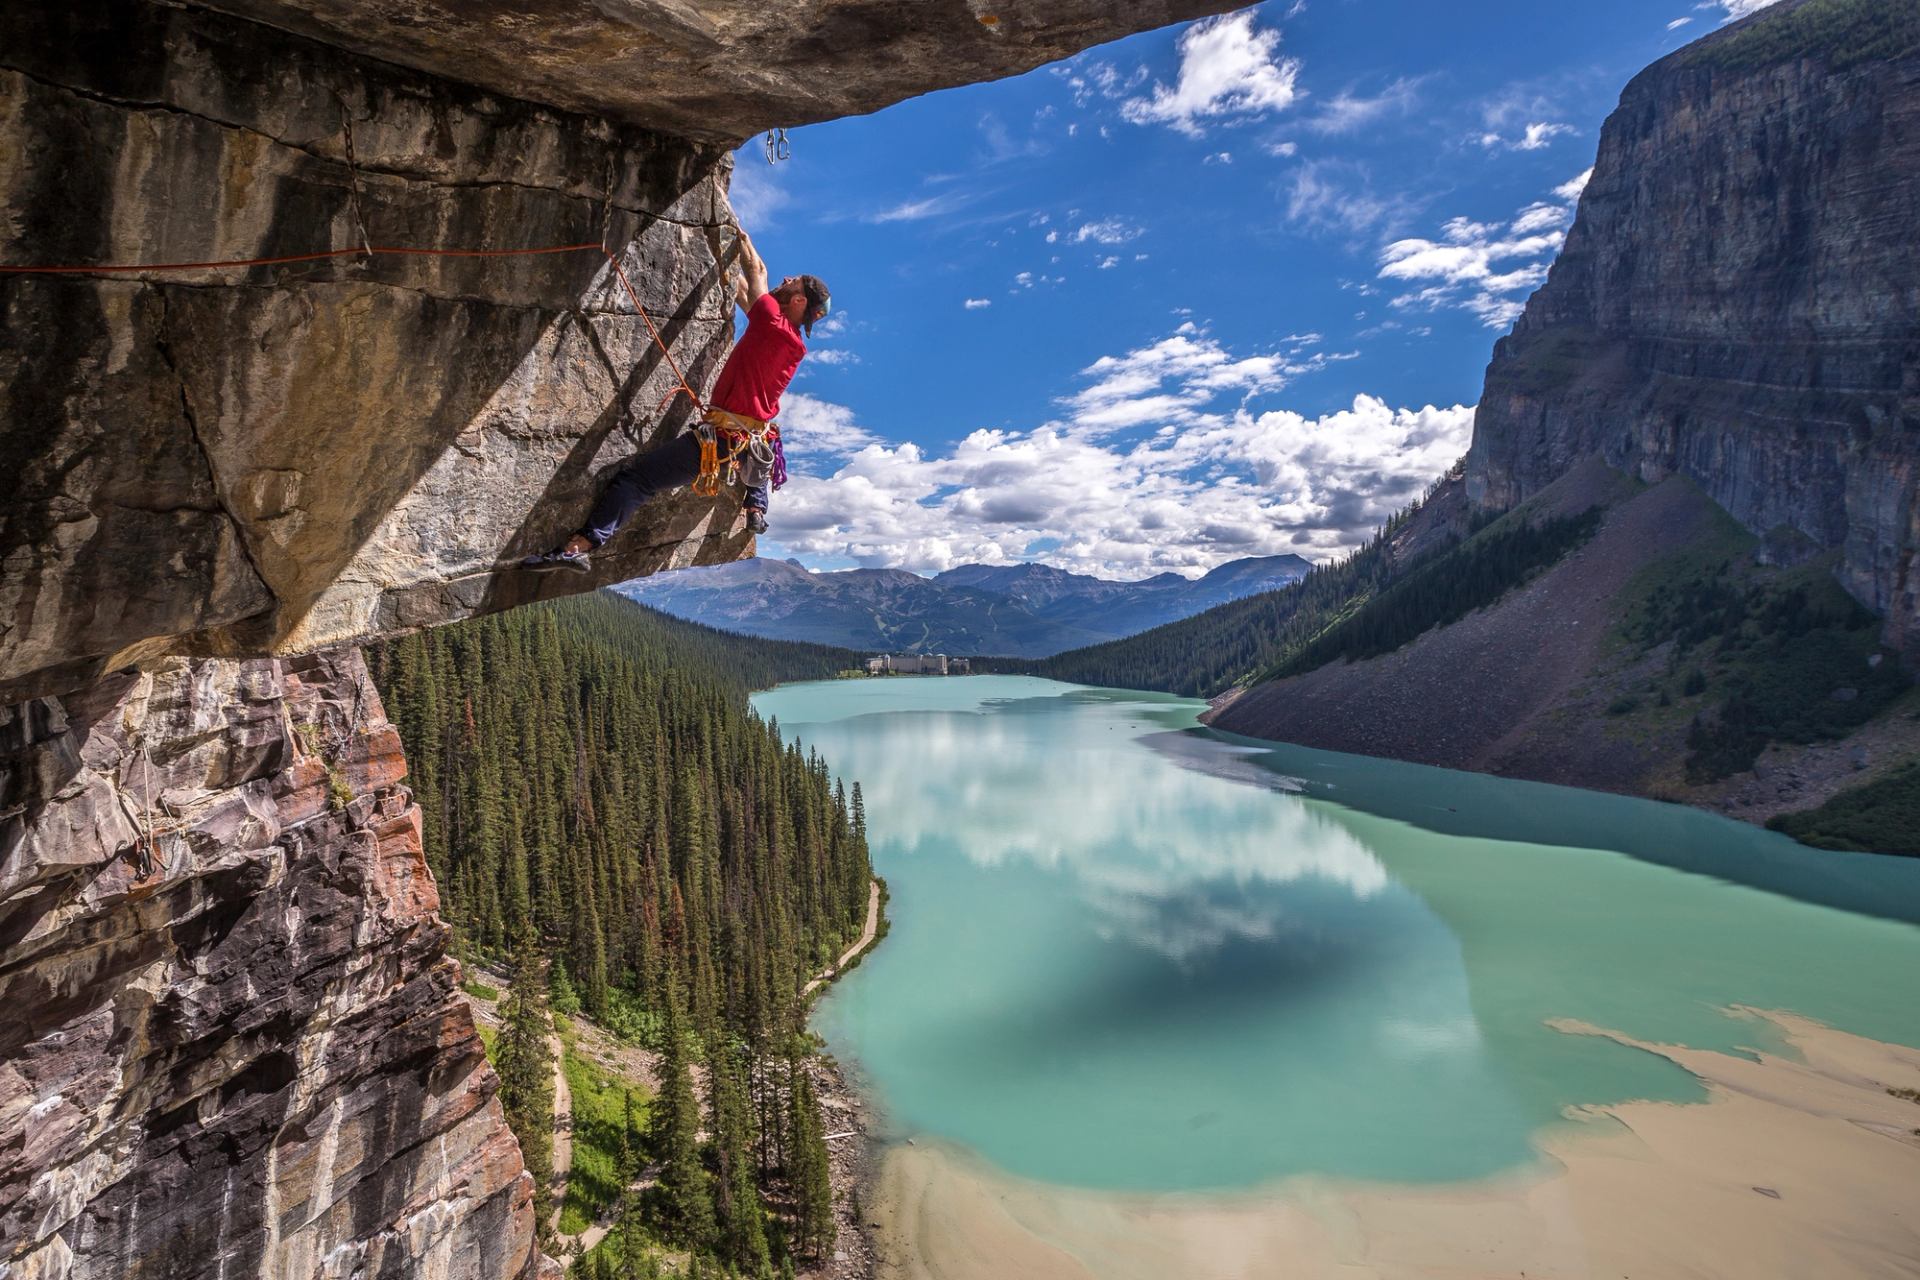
{"left": 462, "top": 978, "right": 500, "bottom": 1003}
{"left": 1679, "top": 0, "right": 1920, "bottom": 72}
{"left": 558, "top": 1026, "right": 651, "bottom": 1237}
{"left": 1767, "top": 756, "right": 1920, "bottom": 857}
{"left": 476, "top": 1023, "right": 498, "bottom": 1062}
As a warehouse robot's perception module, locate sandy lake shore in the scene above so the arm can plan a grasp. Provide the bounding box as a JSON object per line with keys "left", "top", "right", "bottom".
{"left": 869, "top": 1008, "right": 1920, "bottom": 1279}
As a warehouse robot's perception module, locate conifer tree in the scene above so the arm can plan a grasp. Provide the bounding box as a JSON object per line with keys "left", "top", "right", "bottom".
{"left": 785, "top": 1056, "right": 834, "bottom": 1259}
{"left": 649, "top": 975, "right": 714, "bottom": 1244}
{"left": 619, "top": 1089, "right": 640, "bottom": 1185}
{"left": 707, "top": 1044, "right": 771, "bottom": 1275}
{"left": 495, "top": 947, "right": 556, "bottom": 1207}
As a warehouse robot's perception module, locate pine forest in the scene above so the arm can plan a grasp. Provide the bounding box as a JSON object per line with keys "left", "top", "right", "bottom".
{"left": 369, "top": 593, "right": 872, "bottom": 1277}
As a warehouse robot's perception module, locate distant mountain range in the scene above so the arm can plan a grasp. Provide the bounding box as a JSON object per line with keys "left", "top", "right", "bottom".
{"left": 614, "top": 555, "right": 1313, "bottom": 657}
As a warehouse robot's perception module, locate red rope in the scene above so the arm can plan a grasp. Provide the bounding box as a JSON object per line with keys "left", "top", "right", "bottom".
{"left": 0, "top": 239, "right": 705, "bottom": 411}
{"left": 0, "top": 242, "right": 603, "bottom": 274}
{"left": 601, "top": 250, "right": 701, "bottom": 411}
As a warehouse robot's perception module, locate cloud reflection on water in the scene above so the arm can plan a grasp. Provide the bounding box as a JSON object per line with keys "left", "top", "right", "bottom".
{"left": 807, "top": 695, "right": 1388, "bottom": 964}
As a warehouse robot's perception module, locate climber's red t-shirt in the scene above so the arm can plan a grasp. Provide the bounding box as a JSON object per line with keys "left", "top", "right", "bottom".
{"left": 710, "top": 292, "right": 805, "bottom": 422}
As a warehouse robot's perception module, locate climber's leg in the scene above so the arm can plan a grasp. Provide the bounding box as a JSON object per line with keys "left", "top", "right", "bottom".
{"left": 523, "top": 431, "right": 706, "bottom": 571}
{"left": 579, "top": 431, "right": 706, "bottom": 547}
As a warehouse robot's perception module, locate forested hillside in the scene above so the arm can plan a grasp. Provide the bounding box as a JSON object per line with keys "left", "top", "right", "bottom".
{"left": 1000, "top": 477, "right": 1461, "bottom": 696}
{"left": 369, "top": 593, "right": 871, "bottom": 1275}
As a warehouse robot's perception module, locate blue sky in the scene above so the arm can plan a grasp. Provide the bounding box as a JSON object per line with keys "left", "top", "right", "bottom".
{"left": 729, "top": 0, "right": 1774, "bottom": 579}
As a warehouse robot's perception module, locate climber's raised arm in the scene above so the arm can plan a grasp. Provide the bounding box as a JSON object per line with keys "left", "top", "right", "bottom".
{"left": 734, "top": 227, "right": 770, "bottom": 308}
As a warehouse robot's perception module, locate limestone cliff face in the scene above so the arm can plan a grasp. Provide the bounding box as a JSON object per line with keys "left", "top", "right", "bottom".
{"left": 195, "top": 0, "right": 1236, "bottom": 144}
{"left": 1466, "top": 0, "right": 1920, "bottom": 657}
{"left": 1, "top": 649, "right": 541, "bottom": 1280}
{"left": 2, "top": 2, "right": 753, "bottom": 707}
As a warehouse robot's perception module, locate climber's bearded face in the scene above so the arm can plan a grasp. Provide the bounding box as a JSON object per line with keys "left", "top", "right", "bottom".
{"left": 773, "top": 275, "right": 831, "bottom": 334}
{"left": 772, "top": 278, "right": 808, "bottom": 326}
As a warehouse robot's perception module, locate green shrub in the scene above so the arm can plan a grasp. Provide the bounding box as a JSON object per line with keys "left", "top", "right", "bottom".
{"left": 1768, "top": 758, "right": 1920, "bottom": 857}
{"left": 1624, "top": 560, "right": 1912, "bottom": 783}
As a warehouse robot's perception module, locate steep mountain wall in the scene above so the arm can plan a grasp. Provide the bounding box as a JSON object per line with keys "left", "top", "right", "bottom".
{"left": 1466, "top": 0, "right": 1920, "bottom": 658}
{"left": 1, "top": 649, "right": 541, "bottom": 1280}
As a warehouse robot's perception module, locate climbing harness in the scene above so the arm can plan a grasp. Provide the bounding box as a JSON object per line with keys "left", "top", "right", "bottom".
{"left": 692, "top": 408, "right": 782, "bottom": 496}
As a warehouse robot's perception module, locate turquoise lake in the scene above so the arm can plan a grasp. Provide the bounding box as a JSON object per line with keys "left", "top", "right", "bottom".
{"left": 751, "top": 676, "right": 1920, "bottom": 1193}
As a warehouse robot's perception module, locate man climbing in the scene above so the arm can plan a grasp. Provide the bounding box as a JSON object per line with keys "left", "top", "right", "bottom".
{"left": 523, "top": 226, "right": 829, "bottom": 571}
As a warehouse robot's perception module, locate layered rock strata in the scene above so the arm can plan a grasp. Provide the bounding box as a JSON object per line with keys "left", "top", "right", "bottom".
{"left": 1466, "top": 0, "right": 1920, "bottom": 658}
{"left": 2, "top": 1, "right": 750, "bottom": 707}
{"left": 0, "top": 649, "right": 541, "bottom": 1279}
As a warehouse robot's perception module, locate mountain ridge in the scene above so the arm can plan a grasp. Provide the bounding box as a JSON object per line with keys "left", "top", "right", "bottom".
{"left": 617, "top": 554, "right": 1313, "bottom": 657}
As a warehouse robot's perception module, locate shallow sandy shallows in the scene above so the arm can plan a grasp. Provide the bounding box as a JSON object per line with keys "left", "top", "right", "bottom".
{"left": 871, "top": 1010, "right": 1920, "bottom": 1280}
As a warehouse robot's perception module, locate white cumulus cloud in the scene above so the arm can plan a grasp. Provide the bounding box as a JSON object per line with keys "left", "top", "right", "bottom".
{"left": 1377, "top": 175, "right": 1588, "bottom": 329}
{"left": 963, "top": 297, "right": 992, "bottom": 309}
{"left": 760, "top": 330, "right": 1469, "bottom": 578}
{"left": 1555, "top": 168, "right": 1594, "bottom": 202}
{"left": 1478, "top": 121, "right": 1575, "bottom": 151}
{"left": 1712, "top": 0, "right": 1784, "bottom": 19}
{"left": 1072, "top": 217, "right": 1144, "bottom": 245}
{"left": 1121, "top": 12, "right": 1302, "bottom": 137}
{"left": 777, "top": 392, "right": 878, "bottom": 461}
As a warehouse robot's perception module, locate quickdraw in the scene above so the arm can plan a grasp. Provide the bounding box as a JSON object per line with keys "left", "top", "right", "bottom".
{"left": 123, "top": 741, "right": 179, "bottom": 881}
{"left": 692, "top": 408, "right": 782, "bottom": 497}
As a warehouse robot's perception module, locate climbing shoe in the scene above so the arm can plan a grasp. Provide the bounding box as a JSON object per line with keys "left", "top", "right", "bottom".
{"left": 521, "top": 546, "right": 591, "bottom": 574}
{"left": 745, "top": 510, "right": 769, "bottom": 535}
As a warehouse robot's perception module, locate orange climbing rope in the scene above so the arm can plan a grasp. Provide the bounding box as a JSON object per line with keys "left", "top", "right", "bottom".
{"left": 0, "top": 240, "right": 706, "bottom": 413}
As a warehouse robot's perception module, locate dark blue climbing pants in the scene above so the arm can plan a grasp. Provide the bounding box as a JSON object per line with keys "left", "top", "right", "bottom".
{"left": 579, "top": 431, "right": 768, "bottom": 547}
